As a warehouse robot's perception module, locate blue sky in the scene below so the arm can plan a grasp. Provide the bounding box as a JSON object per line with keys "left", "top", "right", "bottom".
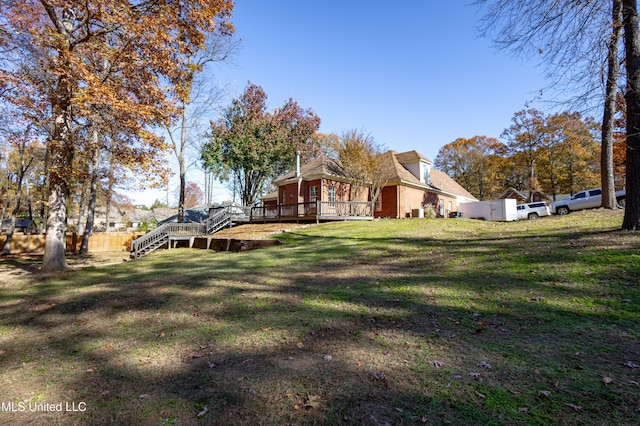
{"left": 132, "top": 1, "right": 553, "bottom": 206}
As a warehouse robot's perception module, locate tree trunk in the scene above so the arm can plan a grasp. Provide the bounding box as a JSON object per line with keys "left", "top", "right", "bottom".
{"left": 178, "top": 105, "right": 187, "bottom": 223}
{"left": 80, "top": 146, "right": 99, "bottom": 255}
{"left": 42, "top": 72, "right": 75, "bottom": 272}
{"left": 2, "top": 190, "right": 18, "bottom": 255}
{"left": 623, "top": 0, "right": 640, "bottom": 230}
{"left": 42, "top": 127, "right": 74, "bottom": 272}
{"left": 602, "top": 0, "right": 623, "bottom": 209}
{"left": 77, "top": 186, "right": 87, "bottom": 236}
{"left": 2, "top": 147, "right": 31, "bottom": 255}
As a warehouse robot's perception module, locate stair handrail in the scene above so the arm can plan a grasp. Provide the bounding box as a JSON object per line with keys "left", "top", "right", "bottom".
{"left": 204, "top": 205, "right": 231, "bottom": 234}
{"left": 131, "top": 223, "right": 171, "bottom": 258}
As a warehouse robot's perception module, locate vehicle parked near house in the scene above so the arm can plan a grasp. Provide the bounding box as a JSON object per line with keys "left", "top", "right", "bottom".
{"left": 516, "top": 202, "right": 551, "bottom": 220}
{"left": 551, "top": 188, "right": 626, "bottom": 215}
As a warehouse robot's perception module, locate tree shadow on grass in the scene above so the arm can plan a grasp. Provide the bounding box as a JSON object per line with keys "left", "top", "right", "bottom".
{"left": 0, "top": 225, "right": 638, "bottom": 425}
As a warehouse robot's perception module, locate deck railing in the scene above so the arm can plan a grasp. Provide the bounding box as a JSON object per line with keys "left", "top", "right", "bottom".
{"left": 317, "top": 201, "right": 373, "bottom": 218}
{"left": 130, "top": 223, "right": 206, "bottom": 258}
{"left": 250, "top": 201, "right": 373, "bottom": 221}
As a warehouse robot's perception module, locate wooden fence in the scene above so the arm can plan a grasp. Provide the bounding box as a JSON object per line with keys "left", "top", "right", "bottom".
{"left": 0, "top": 232, "right": 144, "bottom": 255}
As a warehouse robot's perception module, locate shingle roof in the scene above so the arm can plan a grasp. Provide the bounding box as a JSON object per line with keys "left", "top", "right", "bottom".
{"left": 394, "top": 150, "right": 431, "bottom": 164}
{"left": 378, "top": 151, "right": 423, "bottom": 184}
{"left": 429, "top": 168, "right": 477, "bottom": 200}
{"left": 274, "top": 156, "right": 346, "bottom": 183}
{"left": 379, "top": 151, "right": 477, "bottom": 200}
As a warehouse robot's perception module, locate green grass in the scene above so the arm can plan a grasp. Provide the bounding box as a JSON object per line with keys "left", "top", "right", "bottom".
{"left": 0, "top": 209, "right": 639, "bottom": 425}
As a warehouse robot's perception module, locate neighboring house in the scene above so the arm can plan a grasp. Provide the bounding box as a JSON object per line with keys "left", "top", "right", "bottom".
{"left": 158, "top": 205, "right": 210, "bottom": 225}
{"left": 498, "top": 188, "right": 551, "bottom": 204}
{"left": 0, "top": 219, "right": 38, "bottom": 234}
{"left": 267, "top": 150, "right": 477, "bottom": 219}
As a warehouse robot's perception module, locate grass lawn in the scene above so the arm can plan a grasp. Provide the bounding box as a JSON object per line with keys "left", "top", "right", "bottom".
{"left": 0, "top": 210, "right": 638, "bottom": 425}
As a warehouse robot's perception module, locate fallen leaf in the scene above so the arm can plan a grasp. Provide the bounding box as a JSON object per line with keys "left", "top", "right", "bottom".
{"left": 624, "top": 361, "right": 639, "bottom": 369}
{"left": 323, "top": 355, "right": 333, "bottom": 362}
{"left": 565, "top": 403, "right": 582, "bottom": 412}
{"left": 356, "top": 361, "right": 364, "bottom": 367}
{"left": 394, "top": 407, "right": 404, "bottom": 413}
{"left": 475, "top": 391, "right": 486, "bottom": 398}
{"left": 304, "top": 395, "right": 321, "bottom": 409}
{"left": 0, "top": 350, "right": 5, "bottom": 355}
{"left": 296, "top": 342, "right": 304, "bottom": 349}
{"left": 196, "top": 406, "right": 209, "bottom": 417}
{"left": 603, "top": 376, "right": 613, "bottom": 385}
{"left": 538, "top": 390, "right": 550, "bottom": 398}
{"left": 518, "top": 407, "right": 528, "bottom": 413}
{"left": 468, "top": 372, "right": 480, "bottom": 379}
{"left": 138, "top": 394, "right": 148, "bottom": 399}
{"left": 477, "top": 361, "right": 492, "bottom": 369}
{"left": 432, "top": 360, "right": 444, "bottom": 367}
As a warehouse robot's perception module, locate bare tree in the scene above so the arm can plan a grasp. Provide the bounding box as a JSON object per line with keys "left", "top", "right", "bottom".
{"left": 165, "top": 34, "right": 239, "bottom": 222}
{"left": 476, "top": 1, "right": 622, "bottom": 208}
{"left": 622, "top": 0, "right": 640, "bottom": 229}
{"left": 330, "top": 129, "right": 387, "bottom": 205}
{"left": 602, "top": 0, "right": 624, "bottom": 208}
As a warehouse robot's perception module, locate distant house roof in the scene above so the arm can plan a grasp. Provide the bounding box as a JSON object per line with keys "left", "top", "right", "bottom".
{"left": 1, "top": 219, "right": 36, "bottom": 229}
{"left": 498, "top": 188, "right": 551, "bottom": 203}
{"left": 158, "top": 206, "right": 209, "bottom": 225}
{"left": 261, "top": 191, "right": 278, "bottom": 201}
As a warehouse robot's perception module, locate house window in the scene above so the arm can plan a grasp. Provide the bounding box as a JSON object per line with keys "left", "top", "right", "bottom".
{"left": 309, "top": 186, "right": 317, "bottom": 202}
{"left": 282, "top": 190, "right": 287, "bottom": 204}
{"left": 439, "top": 199, "right": 445, "bottom": 217}
{"left": 328, "top": 186, "right": 336, "bottom": 205}
{"left": 448, "top": 201, "right": 452, "bottom": 216}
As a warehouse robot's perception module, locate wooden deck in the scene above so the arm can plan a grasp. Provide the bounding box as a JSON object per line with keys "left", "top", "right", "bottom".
{"left": 248, "top": 201, "right": 374, "bottom": 223}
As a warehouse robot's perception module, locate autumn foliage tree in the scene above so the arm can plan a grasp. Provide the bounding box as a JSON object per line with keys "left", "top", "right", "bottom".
{"left": 434, "top": 136, "right": 507, "bottom": 200}
{"left": 0, "top": 1, "right": 234, "bottom": 271}
{"left": 177, "top": 181, "right": 204, "bottom": 209}
{"left": 329, "top": 129, "right": 388, "bottom": 204}
{"left": 202, "top": 83, "right": 320, "bottom": 205}
{"left": 437, "top": 111, "right": 601, "bottom": 201}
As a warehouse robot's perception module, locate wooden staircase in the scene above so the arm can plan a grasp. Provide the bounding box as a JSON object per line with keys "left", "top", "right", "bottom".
{"left": 130, "top": 205, "right": 250, "bottom": 259}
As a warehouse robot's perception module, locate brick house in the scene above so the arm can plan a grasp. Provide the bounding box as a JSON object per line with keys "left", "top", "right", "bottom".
{"left": 264, "top": 150, "right": 477, "bottom": 218}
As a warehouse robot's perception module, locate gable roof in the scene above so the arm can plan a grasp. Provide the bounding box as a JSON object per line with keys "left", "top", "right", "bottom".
{"left": 429, "top": 168, "right": 477, "bottom": 200}
{"left": 273, "top": 156, "right": 346, "bottom": 184}
{"left": 394, "top": 150, "right": 431, "bottom": 165}
{"left": 379, "top": 151, "right": 477, "bottom": 201}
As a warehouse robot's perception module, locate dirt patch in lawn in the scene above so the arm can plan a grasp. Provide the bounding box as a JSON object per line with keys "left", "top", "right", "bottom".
{"left": 213, "top": 222, "right": 313, "bottom": 240}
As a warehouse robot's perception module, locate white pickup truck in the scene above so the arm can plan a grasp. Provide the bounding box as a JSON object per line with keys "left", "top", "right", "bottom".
{"left": 551, "top": 188, "right": 626, "bottom": 215}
